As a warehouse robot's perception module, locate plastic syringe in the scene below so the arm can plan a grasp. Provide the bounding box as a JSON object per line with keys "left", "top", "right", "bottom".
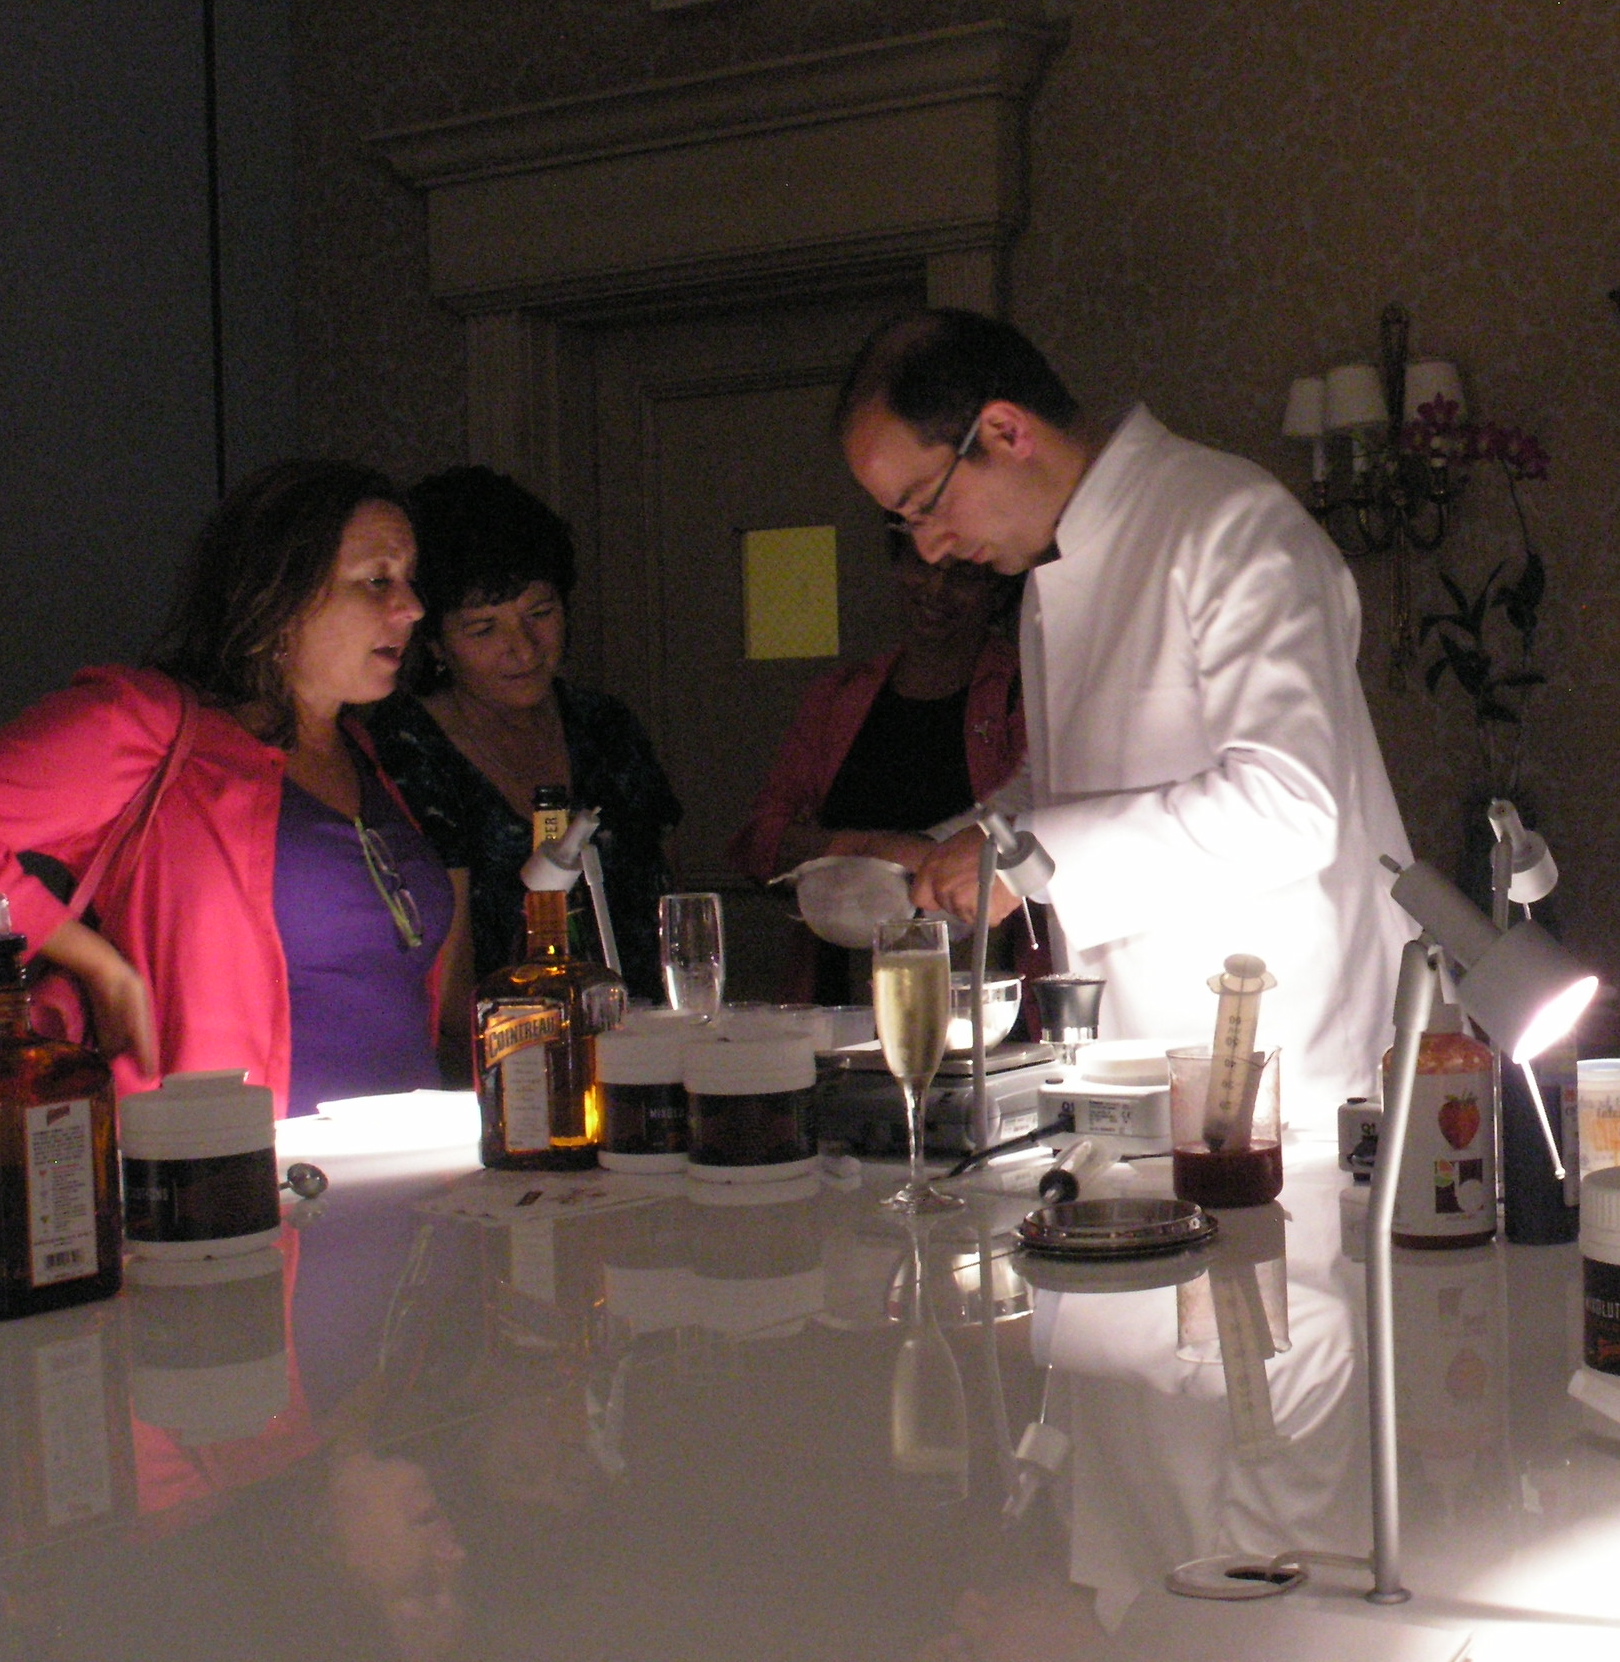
{"left": 1203, "top": 953, "right": 1275, "bottom": 1152}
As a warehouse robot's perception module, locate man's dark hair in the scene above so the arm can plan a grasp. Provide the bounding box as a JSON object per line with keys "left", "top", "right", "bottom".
{"left": 150, "top": 458, "right": 407, "bottom": 747}
{"left": 406, "top": 466, "right": 577, "bottom": 682}
{"left": 835, "top": 309, "right": 1080, "bottom": 447}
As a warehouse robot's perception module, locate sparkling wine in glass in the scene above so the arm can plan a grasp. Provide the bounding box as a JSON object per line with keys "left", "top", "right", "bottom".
{"left": 873, "top": 916, "right": 961, "bottom": 1214}
{"left": 659, "top": 892, "right": 725, "bottom": 1020}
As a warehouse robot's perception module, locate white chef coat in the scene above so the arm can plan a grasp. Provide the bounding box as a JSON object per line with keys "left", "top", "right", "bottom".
{"left": 1001, "top": 405, "right": 1414, "bottom": 1128}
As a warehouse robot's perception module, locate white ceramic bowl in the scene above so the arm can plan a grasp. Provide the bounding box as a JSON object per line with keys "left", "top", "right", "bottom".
{"left": 945, "top": 973, "right": 1023, "bottom": 1053}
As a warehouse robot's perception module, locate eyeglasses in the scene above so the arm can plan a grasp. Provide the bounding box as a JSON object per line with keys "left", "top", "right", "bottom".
{"left": 356, "top": 818, "right": 424, "bottom": 950}
{"left": 883, "top": 411, "right": 983, "bottom": 537}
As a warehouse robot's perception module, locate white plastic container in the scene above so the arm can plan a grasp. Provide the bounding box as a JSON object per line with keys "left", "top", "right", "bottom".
{"left": 1579, "top": 1059, "right": 1620, "bottom": 1179}
{"left": 597, "top": 1026, "right": 696, "bottom": 1173}
{"left": 685, "top": 1033, "right": 818, "bottom": 1183}
{"left": 120, "top": 1070, "right": 279, "bottom": 1259}
{"left": 1037, "top": 1039, "right": 1173, "bottom": 1156}
{"left": 1581, "top": 1166, "right": 1620, "bottom": 1378}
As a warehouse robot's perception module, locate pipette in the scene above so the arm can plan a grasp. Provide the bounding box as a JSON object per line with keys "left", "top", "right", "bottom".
{"left": 1203, "top": 953, "right": 1276, "bottom": 1152}
{"left": 518, "top": 805, "right": 623, "bottom": 971}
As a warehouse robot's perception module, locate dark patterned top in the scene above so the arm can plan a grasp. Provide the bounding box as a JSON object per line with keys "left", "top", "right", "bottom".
{"left": 367, "top": 684, "right": 681, "bottom": 999}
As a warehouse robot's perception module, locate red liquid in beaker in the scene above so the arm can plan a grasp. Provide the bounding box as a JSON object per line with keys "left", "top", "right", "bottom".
{"left": 1172, "top": 1140, "right": 1283, "bottom": 1208}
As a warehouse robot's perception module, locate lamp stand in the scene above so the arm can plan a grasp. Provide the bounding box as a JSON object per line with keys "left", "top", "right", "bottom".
{"left": 1364, "top": 934, "right": 1438, "bottom": 1604}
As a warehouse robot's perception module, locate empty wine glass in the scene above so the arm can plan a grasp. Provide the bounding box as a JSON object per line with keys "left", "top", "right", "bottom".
{"left": 659, "top": 892, "right": 725, "bottom": 1020}
{"left": 873, "top": 916, "right": 962, "bottom": 1214}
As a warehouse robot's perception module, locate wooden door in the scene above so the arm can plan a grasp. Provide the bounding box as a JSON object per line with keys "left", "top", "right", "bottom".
{"left": 573, "top": 283, "right": 922, "bottom": 999}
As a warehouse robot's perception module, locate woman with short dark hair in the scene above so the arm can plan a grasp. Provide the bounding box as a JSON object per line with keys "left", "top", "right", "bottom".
{"left": 368, "top": 465, "right": 679, "bottom": 1022}
{"left": 0, "top": 458, "right": 454, "bottom": 1116}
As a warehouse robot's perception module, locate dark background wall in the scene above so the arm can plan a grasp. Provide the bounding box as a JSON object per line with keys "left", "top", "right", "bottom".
{"left": 291, "top": 0, "right": 1620, "bottom": 1012}
{"left": 0, "top": 0, "right": 294, "bottom": 722}
{"left": 5, "top": 0, "right": 1618, "bottom": 1014}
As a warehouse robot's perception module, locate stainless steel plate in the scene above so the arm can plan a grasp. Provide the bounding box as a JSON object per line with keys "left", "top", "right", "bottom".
{"left": 1016, "top": 1196, "right": 1217, "bottom": 1259}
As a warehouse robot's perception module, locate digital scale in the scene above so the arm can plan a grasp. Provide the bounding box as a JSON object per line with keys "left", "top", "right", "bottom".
{"left": 815, "top": 1042, "right": 1060, "bottom": 1158}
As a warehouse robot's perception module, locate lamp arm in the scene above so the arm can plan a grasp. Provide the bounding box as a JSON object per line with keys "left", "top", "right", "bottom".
{"left": 1365, "top": 934, "right": 1438, "bottom": 1605}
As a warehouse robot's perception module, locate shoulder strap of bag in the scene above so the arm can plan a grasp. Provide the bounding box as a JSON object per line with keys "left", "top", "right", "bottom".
{"left": 66, "top": 683, "right": 200, "bottom": 921}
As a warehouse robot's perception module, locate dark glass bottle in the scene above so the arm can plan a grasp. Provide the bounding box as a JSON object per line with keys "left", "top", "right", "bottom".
{"left": 1502, "top": 1033, "right": 1579, "bottom": 1245}
{"left": 0, "top": 907, "right": 123, "bottom": 1318}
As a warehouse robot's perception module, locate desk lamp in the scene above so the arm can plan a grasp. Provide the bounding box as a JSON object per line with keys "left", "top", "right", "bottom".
{"left": 1366, "top": 855, "right": 1598, "bottom": 1603}
{"left": 968, "top": 809, "right": 1054, "bottom": 1150}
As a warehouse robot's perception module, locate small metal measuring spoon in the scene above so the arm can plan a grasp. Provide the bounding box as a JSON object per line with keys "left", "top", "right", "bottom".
{"left": 279, "top": 1162, "right": 329, "bottom": 1200}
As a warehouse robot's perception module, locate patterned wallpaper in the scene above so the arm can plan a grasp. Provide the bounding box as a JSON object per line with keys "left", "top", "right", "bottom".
{"left": 295, "top": 0, "right": 1620, "bottom": 1021}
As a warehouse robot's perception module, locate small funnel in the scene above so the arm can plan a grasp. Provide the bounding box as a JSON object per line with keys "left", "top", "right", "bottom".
{"left": 1031, "top": 976, "right": 1105, "bottom": 1063}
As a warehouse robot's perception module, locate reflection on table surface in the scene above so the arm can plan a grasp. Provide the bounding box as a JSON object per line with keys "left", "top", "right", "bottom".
{"left": 1, "top": 1100, "right": 1618, "bottom": 1661}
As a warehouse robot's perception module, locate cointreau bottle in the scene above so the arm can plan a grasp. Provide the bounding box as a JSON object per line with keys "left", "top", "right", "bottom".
{"left": 473, "top": 820, "right": 626, "bottom": 1170}
{"left": 0, "top": 897, "right": 122, "bottom": 1318}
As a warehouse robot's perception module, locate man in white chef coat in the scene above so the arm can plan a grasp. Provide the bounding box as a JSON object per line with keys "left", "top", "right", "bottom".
{"left": 836, "top": 309, "right": 1414, "bottom": 1128}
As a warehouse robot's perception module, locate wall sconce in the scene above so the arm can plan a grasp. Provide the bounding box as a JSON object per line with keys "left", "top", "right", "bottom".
{"left": 1283, "top": 304, "right": 1465, "bottom": 689}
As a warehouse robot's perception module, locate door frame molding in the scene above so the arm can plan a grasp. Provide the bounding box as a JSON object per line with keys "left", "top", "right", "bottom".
{"left": 368, "top": 20, "right": 1065, "bottom": 481}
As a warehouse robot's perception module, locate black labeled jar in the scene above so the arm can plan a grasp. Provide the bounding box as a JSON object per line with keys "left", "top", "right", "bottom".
{"left": 120, "top": 1071, "right": 280, "bottom": 1260}
{"left": 685, "top": 1033, "right": 818, "bottom": 1184}
{"left": 1582, "top": 1166, "right": 1620, "bottom": 1376}
{"left": 598, "top": 1025, "right": 697, "bottom": 1173}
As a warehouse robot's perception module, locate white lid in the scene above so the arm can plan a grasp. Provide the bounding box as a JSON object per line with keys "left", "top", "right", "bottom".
{"left": 622, "top": 1007, "right": 710, "bottom": 1035}
{"left": 597, "top": 1027, "right": 695, "bottom": 1084}
{"left": 1581, "top": 1166, "right": 1620, "bottom": 1258}
{"left": 120, "top": 1070, "right": 275, "bottom": 1159}
{"left": 1074, "top": 1041, "right": 1172, "bottom": 1089}
{"left": 1579, "top": 1058, "right": 1620, "bottom": 1079}
{"left": 710, "top": 1006, "right": 818, "bottom": 1043}
{"left": 685, "top": 1034, "right": 816, "bottom": 1095}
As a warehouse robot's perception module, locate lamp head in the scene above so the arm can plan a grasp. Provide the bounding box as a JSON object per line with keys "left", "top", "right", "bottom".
{"left": 1488, "top": 799, "right": 1558, "bottom": 906}
{"left": 1387, "top": 857, "right": 1596, "bottom": 1062}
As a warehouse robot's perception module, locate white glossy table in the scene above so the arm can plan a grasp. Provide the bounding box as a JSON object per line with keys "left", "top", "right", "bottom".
{"left": 2, "top": 1093, "right": 1617, "bottom": 1661}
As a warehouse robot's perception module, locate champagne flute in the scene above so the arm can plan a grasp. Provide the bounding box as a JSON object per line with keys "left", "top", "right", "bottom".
{"left": 873, "top": 916, "right": 961, "bottom": 1213}
{"left": 659, "top": 892, "right": 725, "bottom": 1020}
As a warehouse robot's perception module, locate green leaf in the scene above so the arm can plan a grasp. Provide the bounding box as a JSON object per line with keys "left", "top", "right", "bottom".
{"left": 1437, "top": 572, "right": 1470, "bottom": 614}
{"left": 1424, "top": 657, "right": 1450, "bottom": 693}
{"left": 1467, "top": 562, "right": 1506, "bottom": 634}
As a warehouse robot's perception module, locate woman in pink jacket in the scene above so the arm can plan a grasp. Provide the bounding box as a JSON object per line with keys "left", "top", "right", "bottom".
{"left": 0, "top": 461, "right": 454, "bottom": 1116}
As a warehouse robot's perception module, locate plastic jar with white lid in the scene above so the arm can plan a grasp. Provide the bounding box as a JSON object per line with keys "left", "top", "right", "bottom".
{"left": 597, "top": 1026, "right": 699, "bottom": 1173}
{"left": 1579, "top": 1059, "right": 1620, "bottom": 1179}
{"left": 120, "top": 1070, "right": 279, "bottom": 1259}
{"left": 1582, "top": 1166, "right": 1620, "bottom": 1376}
{"left": 685, "top": 1033, "right": 818, "bottom": 1183}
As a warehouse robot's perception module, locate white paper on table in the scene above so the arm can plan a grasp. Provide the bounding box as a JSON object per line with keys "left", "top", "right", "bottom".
{"left": 416, "top": 1166, "right": 679, "bottom": 1226}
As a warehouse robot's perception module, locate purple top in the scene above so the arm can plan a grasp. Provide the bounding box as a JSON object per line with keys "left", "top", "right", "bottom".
{"left": 274, "top": 759, "right": 454, "bottom": 1116}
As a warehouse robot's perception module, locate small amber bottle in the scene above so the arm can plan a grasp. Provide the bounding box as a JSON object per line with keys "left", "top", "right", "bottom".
{"left": 0, "top": 897, "right": 123, "bottom": 1318}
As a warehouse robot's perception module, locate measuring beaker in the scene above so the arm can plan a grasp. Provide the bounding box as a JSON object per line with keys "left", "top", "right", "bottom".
{"left": 1168, "top": 1046, "right": 1283, "bottom": 1208}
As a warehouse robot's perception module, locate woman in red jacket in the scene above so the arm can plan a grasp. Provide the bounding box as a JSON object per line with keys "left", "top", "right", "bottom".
{"left": 0, "top": 461, "right": 454, "bottom": 1116}
{"left": 730, "top": 539, "right": 1026, "bottom": 1002}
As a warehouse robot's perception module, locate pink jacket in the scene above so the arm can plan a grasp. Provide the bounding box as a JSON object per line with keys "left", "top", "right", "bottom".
{"left": 729, "top": 635, "right": 1024, "bottom": 882}
{"left": 0, "top": 666, "right": 430, "bottom": 1117}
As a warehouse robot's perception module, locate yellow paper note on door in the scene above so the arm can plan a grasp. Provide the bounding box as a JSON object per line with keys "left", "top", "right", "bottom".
{"left": 743, "top": 526, "right": 838, "bottom": 660}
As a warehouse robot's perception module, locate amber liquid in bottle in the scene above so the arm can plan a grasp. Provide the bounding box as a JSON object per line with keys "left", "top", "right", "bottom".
{"left": 474, "top": 889, "right": 626, "bottom": 1170}
{"left": 0, "top": 925, "right": 123, "bottom": 1319}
